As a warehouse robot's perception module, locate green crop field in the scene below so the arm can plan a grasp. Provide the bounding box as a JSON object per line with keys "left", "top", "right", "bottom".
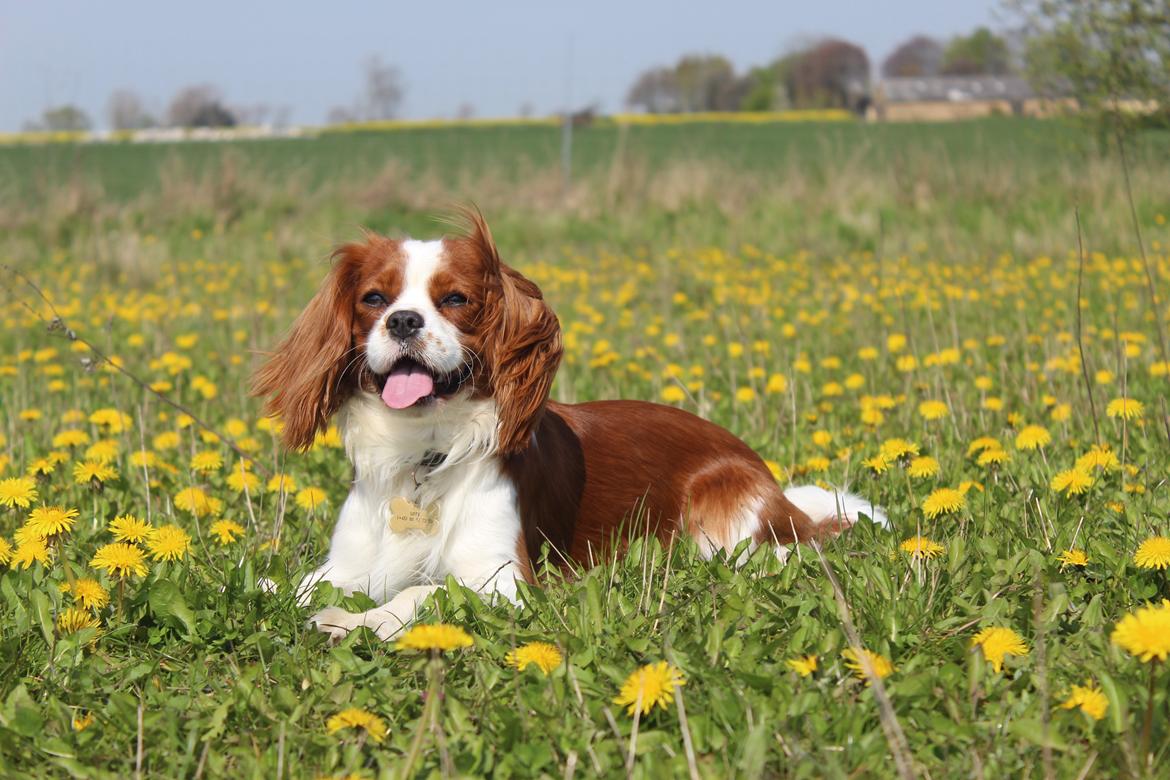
{"left": 1, "top": 118, "right": 1169, "bottom": 778}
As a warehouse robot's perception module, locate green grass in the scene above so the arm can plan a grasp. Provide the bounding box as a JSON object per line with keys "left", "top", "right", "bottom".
{"left": 1, "top": 118, "right": 1170, "bottom": 777}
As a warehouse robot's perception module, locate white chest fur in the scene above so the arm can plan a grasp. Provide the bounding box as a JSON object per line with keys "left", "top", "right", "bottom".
{"left": 312, "top": 392, "right": 523, "bottom": 605}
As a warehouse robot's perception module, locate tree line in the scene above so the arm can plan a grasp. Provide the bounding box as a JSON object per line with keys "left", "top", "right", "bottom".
{"left": 19, "top": 1, "right": 1169, "bottom": 131}
{"left": 626, "top": 28, "right": 1015, "bottom": 115}
{"left": 22, "top": 58, "right": 404, "bottom": 133}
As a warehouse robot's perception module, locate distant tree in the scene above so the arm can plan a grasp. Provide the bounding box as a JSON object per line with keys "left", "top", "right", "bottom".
{"left": 455, "top": 102, "right": 476, "bottom": 120}
{"left": 362, "top": 56, "right": 404, "bottom": 120}
{"left": 1009, "top": 0, "right": 1170, "bottom": 128}
{"left": 941, "top": 27, "right": 1013, "bottom": 75}
{"left": 787, "top": 38, "right": 870, "bottom": 110}
{"left": 327, "top": 106, "right": 356, "bottom": 125}
{"left": 626, "top": 66, "right": 680, "bottom": 112}
{"left": 882, "top": 35, "right": 944, "bottom": 78}
{"left": 517, "top": 101, "right": 534, "bottom": 118}
{"left": 627, "top": 54, "right": 747, "bottom": 112}
{"left": 24, "top": 104, "right": 92, "bottom": 132}
{"left": 739, "top": 63, "right": 790, "bottom": 111}
{"left": 107, "top": 89, "right": 154, "bottom": 130}
{"left": 167, "top": 85, "right": 237, "bottom": 127}
{"left": 673, "top": 55, "right": 740, "bottom": 111}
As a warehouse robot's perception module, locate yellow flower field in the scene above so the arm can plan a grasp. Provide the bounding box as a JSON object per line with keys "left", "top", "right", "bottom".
{"left": 1, "top": 120, "right": 1169, "bottom": 776}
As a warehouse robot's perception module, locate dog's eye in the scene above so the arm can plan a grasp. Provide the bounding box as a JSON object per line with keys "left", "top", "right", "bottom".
{"left": 439, "top": 293, "right": 468, "bottom": 308}
{"left": 362, "top": 292, "right": 388, "bottom": 307}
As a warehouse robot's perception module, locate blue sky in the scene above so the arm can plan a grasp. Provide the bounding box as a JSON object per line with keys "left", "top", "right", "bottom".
{"left": 1, "top": 1, "right": 998, "bottom": 130}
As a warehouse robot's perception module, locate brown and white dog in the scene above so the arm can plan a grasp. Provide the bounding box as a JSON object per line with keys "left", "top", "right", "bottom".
{"left": 253, "top": 213, "right": 886, "bottom": 640}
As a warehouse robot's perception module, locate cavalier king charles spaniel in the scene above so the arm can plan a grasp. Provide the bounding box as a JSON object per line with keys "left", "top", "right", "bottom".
{"left": 253, "top": 212, "right": 886, "bottom": 640}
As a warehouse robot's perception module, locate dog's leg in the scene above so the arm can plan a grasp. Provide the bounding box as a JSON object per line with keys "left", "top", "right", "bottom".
{"left": 311, "top": 561, "right": 523, "bottom": 642}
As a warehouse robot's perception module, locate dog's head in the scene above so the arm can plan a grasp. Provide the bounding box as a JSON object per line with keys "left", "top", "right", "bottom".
{"left": 252, "top": 211, "right": 561, "bottom": 455}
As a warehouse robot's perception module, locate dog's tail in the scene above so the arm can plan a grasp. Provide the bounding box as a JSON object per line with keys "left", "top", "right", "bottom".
{"left": 783, "top": 484, "right": 889, "bottom": 530}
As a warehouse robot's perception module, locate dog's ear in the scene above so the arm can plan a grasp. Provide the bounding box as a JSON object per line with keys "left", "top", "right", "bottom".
{"left": 251, "top": 246, "right": 362, "bottom": 450}
{"left": 467, "top": 214, "right": 562, "bottom": 456}
{"left": 488, "top": 267, "right": 562, "bottom": 455}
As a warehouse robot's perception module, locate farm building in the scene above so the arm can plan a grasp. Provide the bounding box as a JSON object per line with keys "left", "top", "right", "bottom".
{"left": 869, "top": 76, "right": 1074, "bottom": 121}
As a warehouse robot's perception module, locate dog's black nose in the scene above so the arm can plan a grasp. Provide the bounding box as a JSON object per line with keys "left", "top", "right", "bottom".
{"left": 387, "top": 309, "right": 424, "bottom": 340}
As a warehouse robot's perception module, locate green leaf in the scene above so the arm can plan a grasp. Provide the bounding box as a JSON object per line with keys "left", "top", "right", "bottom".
{"left": 1096, "top": 671, "right": 1127, "bottom": 735}
{"left": 148, "top": 580, "right": 198, "bottom": 638}
{"left": 1009, "top": 718, "right": 1068, "bottom": 751}
{"left": 28, "top": 590, "right": 53, "bottom": 646}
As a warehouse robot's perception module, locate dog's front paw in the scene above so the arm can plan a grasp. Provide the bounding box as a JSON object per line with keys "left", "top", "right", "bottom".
{"left": 310, "top": 606, "right": 359, "bottom": 642}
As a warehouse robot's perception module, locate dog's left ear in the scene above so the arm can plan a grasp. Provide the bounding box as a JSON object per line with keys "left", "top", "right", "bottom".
{"left": 468, "top": 214, "right": 562, "bottom": 456}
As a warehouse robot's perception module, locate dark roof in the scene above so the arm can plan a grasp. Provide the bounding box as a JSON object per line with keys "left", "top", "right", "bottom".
{"left": 879, "top": 76, "right": 1035, "bottom": 103}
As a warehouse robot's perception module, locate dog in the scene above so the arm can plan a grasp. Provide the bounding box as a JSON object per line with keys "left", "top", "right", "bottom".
{"left": 253, "top": 212, "right": 886, "bottom": 640}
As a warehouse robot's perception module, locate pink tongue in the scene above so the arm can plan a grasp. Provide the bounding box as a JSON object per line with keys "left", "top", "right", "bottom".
{"left": 381, "top": 365, "right": 435, "bottom": 409}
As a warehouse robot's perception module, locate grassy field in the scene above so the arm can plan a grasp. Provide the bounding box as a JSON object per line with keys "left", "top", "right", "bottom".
{"left": 1, "top": 118, "right": 1170, "bottom": 778}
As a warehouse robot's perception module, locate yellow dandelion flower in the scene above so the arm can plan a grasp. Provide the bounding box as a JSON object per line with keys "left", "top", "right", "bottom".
{"left": 90, "top": 542, "right": 148, "bottom": 579}
{"left": 972, "top": 627, "right": 1029, "bottom": 673}
{"left": 1133, "top": 536, "right": 1170, "bottom": 570}
{"left": 786, "top": 655, "right": 818, "bottom": 677}
{"left": 1106, "top": 397, "right": 1144, "bottom": 420}
{"left": 70, "top": 578, "right": 109, "bottom": 611}
{"left": 395, "top": 623, "right": 473, "bottom": 652}
{"left": 267, "top": 474, "right": 297, "bottom": 494}
{"left": 326, "top": 708, "right": 387, "bottom": 742}
{"left": 12, "top": 538, "right": 51, "bottom": 569}
{"left": 0, "top": 538, "right": 11, "bottom": 566}
{"left": 89, "top": 408, "right": 132, "bottom": 432}
{"left": 26, "top": 456, "right": 59, "bottom": 477}
{"left": 879, "top": 438, "right": 919, "bottom": 461}
{"left": 153, "top": 431, "right": 182, "bottom": 450}
{"left": 173, "top": 487, "right": 222, "bottom": 517}
{"left": 25, "top": 506, "right": 79, "bottom": 539}
{"left": 917, "top": 400, "right": 949, "bottom": 420}
{"left": 862, "top": 453, "right": 892, "bottom": 474}
{"left": 1015, "top": 425, "right": 1051, "bottom": 450}
{"left": 900, "top": 536, "right": 945, "bottom": 560}
{"left": 52, "top": 429, "right": 91, "bottom": 448}
{"left": 73, "top": 461, "right": 118, "bottom": 485}
{"left": 148, "top": 524, "right": 191, "bottom": 562}
{"left": 130, "top": 451, "right": 160, "bottom": 470}
{"left": 296, "top": 487, "right": 328, "bottom": 511}
{"left": 1051, "top": 468, "right": 1094, "bottom": 497}
{"left": 57, "top": 608, "right": 102, "bottom": 639}
{"left": 313, "top": 425, "right": 343, "bottom": 448}
{"left": 1076, "top": 445, "right": 1120, "bottom": 472}
{"left": 505, "top": 642, "right": 563, "bottom": 674}
{"left": 906, "top": 456, "right": 940, "bottom": 479}
{"left": 1111, "top": 600, "right": 1170, "bottom": 662}
{"left": 1060, "top": 682, "right": 1108, "bottom": 721}
{"left": 1057, "top": 549, "right": 1088, "bottom": 568}
{"left": 966, "top": 436, "right": 1001, "bottom": 456}
{"left": 977, "top": 448, "right": 1012, "bottom": 467}
{"left": 190, "top": 451, "right": 223, "bottom": 473}
{"left": 922, "top": 488, "right": 965, "bottom": 519}
{"left": 0, "top": 476, "right": 38, "bottom": 508}
{"left": 84, "top": 440, "right": 119, "bottom": 463}
{"left": 660, "top": 386, "right": 685, "bottom": 403}
{"left": 71, "top": 711, "right": 94, "bottom": 732}
{"left": 841, "top": 648, "right": 894, "bottom": 682}
{"left": 226, "top": 468, "right": 260, "bottom": 493}
{"left": 614, "top": 661, "right": 686, "bottom": 716}
{"left": 109, "top": 514, "right": 154, "bottom": 543}
{"left": 209, "top": 519, "right": 245, "bottom": 545}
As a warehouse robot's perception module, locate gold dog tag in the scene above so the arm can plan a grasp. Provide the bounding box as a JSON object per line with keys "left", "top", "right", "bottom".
{"left": 389, "top": 496, "right": 440, "bottom": 535}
